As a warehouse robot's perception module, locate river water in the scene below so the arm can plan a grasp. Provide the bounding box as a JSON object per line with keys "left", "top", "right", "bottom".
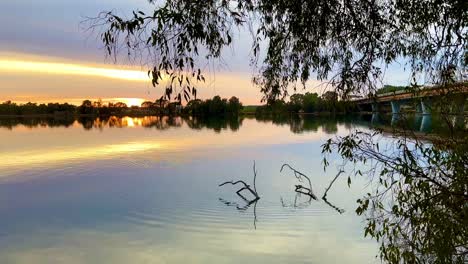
{"left": 2, "top": 114, "right": 441, "bottom": 263}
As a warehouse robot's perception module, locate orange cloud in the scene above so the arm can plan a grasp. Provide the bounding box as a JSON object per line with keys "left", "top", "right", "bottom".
{"left": 0, "top": 58, "right": 150, "bottom": 82}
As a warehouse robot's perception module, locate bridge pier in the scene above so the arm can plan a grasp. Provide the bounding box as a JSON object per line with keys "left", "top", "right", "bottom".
{"left": 421, "top": 99, "right": 432, "bottom": 115}
{"left": 390, "top": 101, "right": 401, "bottom": 114}
{"left": 415, "top": 101, "right": 423, "bottom": 113}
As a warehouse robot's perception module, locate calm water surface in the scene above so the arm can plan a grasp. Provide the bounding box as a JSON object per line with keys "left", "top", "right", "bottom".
{"left": 0, "top": 115, "right": 398, "bottom": 263}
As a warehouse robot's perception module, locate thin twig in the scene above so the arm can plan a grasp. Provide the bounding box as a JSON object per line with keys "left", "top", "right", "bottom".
{"left": 253, "top": 160, "right": 257, "bottom": 194}
{"left": 322, "top": 169, "right": 345, "bottom": 200}
{"left": 219, "top": 180, "right": 250, "bottom": 187}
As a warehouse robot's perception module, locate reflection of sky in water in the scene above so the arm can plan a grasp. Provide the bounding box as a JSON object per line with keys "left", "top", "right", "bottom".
{"left": 0, "top": 117, "right": 378, "bottom": 263}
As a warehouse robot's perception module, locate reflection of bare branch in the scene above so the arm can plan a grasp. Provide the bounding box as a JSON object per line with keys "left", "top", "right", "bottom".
{"left": 322, "top": 197, "right": 345, "bottom": 214}
{"left": 322, "top": 169, "right": 344, "bottom": 200}
{"left": 253, "top": 199, "right": 258, "bottom": 229}
{"left": 218, "top": 197, "right": 251, "bottom": 211}
{"left": 280, "top": 163, "right": 317, "bottom": 200}
{"left": 218, "top": 197, "right": 259, "bottom": 229}
{"left": 280, "top": 193, "right": 313, "bottom": 209}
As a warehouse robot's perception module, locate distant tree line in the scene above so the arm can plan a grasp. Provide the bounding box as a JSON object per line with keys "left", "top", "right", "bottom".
{"left": 0, "top": 96, "right": 243, "bottom": 117}
{"left": 0, "top": 92, "right": 360, "bottom": 117}
{"left": 77, "top": 99, "right": 131, "bottom": 116}
{"left": 375, "top": 85, "right": 408, "bottom": 95}
{"left": 256, "top": 91, "right": 357, "bottom": 115}
{"left": 0, "top": 101, "right": 76, "bottom": 115}
{"left": 181, "top": 96, "right": 243, "bottom": 116}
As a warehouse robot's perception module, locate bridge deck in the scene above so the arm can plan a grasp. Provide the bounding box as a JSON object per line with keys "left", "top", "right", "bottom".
{"left": 355, "top": 83, "right": 468, "bottom": 104}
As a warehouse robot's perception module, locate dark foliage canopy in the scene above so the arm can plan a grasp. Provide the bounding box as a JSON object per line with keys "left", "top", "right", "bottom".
{"left": 87, "top": 0, "right": 467, "bottom": 102}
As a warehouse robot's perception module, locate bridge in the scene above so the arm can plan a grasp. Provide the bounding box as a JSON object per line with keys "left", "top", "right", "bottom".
{"left": 354, "top": 82, "right": 468, "bottom": 115}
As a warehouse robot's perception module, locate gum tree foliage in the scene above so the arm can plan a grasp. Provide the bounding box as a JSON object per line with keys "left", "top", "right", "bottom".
{"left": 322, "top": 130, "right": 468, "bottom": 263}
{"left": 89, "top": 1, "right": 468, "bottom": 262}
{"left": 88, "top": 0, "right": 467, "bottom": 102}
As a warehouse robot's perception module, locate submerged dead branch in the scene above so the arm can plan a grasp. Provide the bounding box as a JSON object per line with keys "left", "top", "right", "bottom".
{"left": 280, "top": 163, "right": 317, "bottom": 200}
{"left": 218, "top": 161, "right": 260, "bottom": 229}
{"left": 219, "top": 161, "right": 260, "bottom": 203}
{"left": 322, "top": 169, "right": 345, "bottom": 200}
{"left": 280, "top": 163, "right": 345, "bottom": 213}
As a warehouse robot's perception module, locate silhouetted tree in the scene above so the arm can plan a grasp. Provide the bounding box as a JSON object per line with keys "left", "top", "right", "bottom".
{"left": 141, "top": 101, "right": 154, "bottom": 108}
{"left": 287, "top": 94, "right": 304, "bottom": 113}
{"left": 113, "top": 102, "right": 127, "bottom": 108}
{"left": 183, "top": 96, "right": 242, "bottom": 116}
{"left": 78, "top": 100, "right": 95, "bottom": 115}
{"left": 227, "top": 96, "right": 243, "bottom": 114}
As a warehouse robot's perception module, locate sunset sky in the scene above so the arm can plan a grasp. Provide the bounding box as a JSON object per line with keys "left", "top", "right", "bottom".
{"left": 0, "top": 0, "right": 411, "bottom": 106}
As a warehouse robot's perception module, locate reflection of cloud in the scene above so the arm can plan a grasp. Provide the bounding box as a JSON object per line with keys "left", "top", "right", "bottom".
{"left": 1, "top": 118, "right": 345, "bottom": 180}
{"left": 0, "top": 142, "right": 163, "bottom": 178}
{"left": 0, "top": 215, "right": 376, "bottom": 264}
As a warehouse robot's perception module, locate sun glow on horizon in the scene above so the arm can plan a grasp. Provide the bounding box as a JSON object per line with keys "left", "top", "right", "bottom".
{"left": 4, "top": 97, "right": 149, "bottom": 107}
{"left": 0, "top": 53, "right": 269, "bottom": 105}
{"left": 119, "top": 98, "right": 146, "bottom": 107}
{"left": 0, "top": 58, "right": 151, "bottom": 82}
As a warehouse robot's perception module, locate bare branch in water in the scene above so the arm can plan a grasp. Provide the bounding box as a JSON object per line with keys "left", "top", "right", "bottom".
{"left": 219, "top": 180, "right": 250, "bottom": 187}
{"left": 280, "top": 163, "right": 317, "bottom": 200}
{"left": 322, "top": 169, "right": 344, "bottom": 200}
{"left": 218, "top": 161, "right": 260, "bottom": 230}
{"left": 219, "top": 160, "right": 260, "bottom": 202}
{"left": 281, "top": 163, "right": 346, "bottom": 213}
{"left": 253, "top": 161, "right": 258, "bottom": 194}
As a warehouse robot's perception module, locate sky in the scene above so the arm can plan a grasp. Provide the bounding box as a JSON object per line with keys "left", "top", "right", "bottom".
{"left": 0, "top": 0, "right": 411, "bottom": 106}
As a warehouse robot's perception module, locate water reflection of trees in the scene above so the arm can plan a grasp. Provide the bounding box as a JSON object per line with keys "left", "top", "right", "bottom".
{"left": 77, "top": 116, "right": 184, "bottom": 130}
{"left": 184, "top": 116, "right": 243, "bottom": 132}
{"left": 0, "top": 116, "right": 244, "bottom": 132}
{"left": 1, "top": 115, "right": 465, "bottom": 139}
{"left": 0, "top": 117, "right": 75, "bottom": 130}
{"left": 253, "top": 114, "right": 348, "bottom": 134}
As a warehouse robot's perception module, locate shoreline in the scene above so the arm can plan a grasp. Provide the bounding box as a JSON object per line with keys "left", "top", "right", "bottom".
{"left": 0, "top": 111, "right": 467, "bottom": 118}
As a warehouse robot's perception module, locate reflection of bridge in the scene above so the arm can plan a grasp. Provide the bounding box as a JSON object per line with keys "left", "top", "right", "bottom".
{"left": 355, "top": 84, "right": 468, "bottom": 115}
{"left": 369, "top": 113, "right": 434, "bottom": 133}
{"left": 357, "top": 113, "right": 466, "bottom": 138}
